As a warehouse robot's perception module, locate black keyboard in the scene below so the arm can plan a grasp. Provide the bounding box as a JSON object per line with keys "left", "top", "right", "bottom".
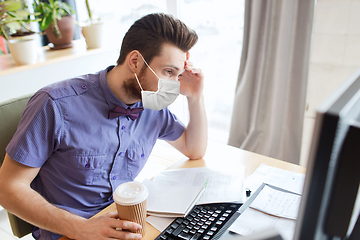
{"left": 155, "top": 202, "right": 242, "bottom": 240}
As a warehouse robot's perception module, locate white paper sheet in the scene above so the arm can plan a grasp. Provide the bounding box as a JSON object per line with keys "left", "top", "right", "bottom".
{"left": 245, "top": 163, "right": 305, "bottom": 195}
{"left": 229, "top": 208, "right": 296, "bottom": 240}
{"left": 147, "top": 216, "right": 175, "bottom": 232}
{"left": 142, "top": 179, "right": 204, "bottom": 217}
{"left": 249, "top": 185, "right": 301, "bottom": 220}
{"left": 153, "top": 167, "right": 244, "bottom": 204}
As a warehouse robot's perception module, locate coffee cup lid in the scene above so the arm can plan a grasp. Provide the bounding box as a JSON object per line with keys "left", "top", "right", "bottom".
{"left": 113, "top": 181, "right": 148, "bottom": 206}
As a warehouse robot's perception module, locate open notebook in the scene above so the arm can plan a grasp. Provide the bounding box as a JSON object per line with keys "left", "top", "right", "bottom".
{"left": 143, "top": 179, "right": 205, "bottom": 218}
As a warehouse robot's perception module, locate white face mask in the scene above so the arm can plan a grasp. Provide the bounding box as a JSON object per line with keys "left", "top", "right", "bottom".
{"left": 134, "top": 54, "right": 180, "bottom": 111}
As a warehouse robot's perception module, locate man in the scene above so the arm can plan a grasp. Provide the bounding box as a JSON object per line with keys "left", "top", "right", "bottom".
{"left": 0, "top": 13, "right": 207, "bottom": 240}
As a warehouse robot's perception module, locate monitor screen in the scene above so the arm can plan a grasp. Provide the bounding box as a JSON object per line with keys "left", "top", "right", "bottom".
{"left": 294, "top": 69, "right": 360, "bottom": 240}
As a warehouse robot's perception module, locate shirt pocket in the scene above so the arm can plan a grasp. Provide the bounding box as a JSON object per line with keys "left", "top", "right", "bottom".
{"left": 126, "top": 145, "right": 151, "bottom": 178}
{"left": 68, "top": 153, "right": 106, "bottom": 185}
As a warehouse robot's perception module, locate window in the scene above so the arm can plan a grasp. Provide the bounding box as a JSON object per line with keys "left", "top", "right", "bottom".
{"left": 77, "top": 0, "right": 245, "bottom": 144}
{"left": 171, "top": 0, "right": 245, "bottom": 144}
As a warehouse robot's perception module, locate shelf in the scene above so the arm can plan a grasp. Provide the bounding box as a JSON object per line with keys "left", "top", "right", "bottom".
{"left": 0, "top": 39, "right": 120, "bottom": 103}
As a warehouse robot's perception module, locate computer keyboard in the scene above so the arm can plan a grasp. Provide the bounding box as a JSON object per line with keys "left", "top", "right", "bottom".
{"left": 155, "top": 202, "right": 242, "bottom": 240}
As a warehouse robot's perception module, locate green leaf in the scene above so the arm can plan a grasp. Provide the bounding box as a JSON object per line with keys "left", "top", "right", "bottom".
{"left": 3, "top": 1, "right": 21, "bottom": 12}
{"left": 0, "top": 25, "right": 9, "bottom": 41}
{"left": 6, "top": 22, "right": 22, "bottom": 33}
{"left": 14, "top": 10, "right": 30, "bottom": 19}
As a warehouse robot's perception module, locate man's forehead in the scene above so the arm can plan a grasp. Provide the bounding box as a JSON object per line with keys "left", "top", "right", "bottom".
{"left": 155, "top": 44, "right": 187, "bottom": 69}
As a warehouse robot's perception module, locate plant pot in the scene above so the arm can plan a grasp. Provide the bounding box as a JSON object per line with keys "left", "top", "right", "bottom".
{"left": 7, "top": 36, "right": 39, "bottom": 65}
{"left": 82, "top": 22, "right": 104, "bottom": 49}
{"left": 45, "top": 15, "right": 75, "bottom": 50}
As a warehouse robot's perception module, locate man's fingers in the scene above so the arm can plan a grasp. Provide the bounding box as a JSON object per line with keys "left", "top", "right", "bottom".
{"left": 111, "top": 230, "right": 142, "bottom": 240}
{"left": 118, "top": 220, "right": 142, "bottom": 232}
{"left": 105, "top": 211, "right": 119, "bottom": 219}
{"left": 185, "top": 60, "right": 194, "bottom": 70}
{"left": 104, "top": 218, "right": 142, "bottom": 240}
{"left": 108, "top": 218, "right": 142, "bottom": 231}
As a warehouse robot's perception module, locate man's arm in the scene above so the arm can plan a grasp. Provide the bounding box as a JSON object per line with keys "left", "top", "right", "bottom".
{"left": 0, "top": 154, "right": 142, "bottom": 240}
{"left": 168, "top": 60, "right": 208, "bottom": 160}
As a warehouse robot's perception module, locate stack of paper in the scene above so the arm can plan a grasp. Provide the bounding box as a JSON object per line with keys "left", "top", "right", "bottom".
{"left": 143, "top": 179, "right": 205, "bottom": 218}
{"left": 144, "top": 167, "right": 245, "bottom": 232}
{"left": 152, "top": 167, "right": 245, "bottom": 204}
{"left": 229, "top": 162, "right": 306, "bottom": 240}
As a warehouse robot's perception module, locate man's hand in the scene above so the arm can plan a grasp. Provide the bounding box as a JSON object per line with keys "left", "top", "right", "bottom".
{"left": 179, "top": 57, "right": 204, "bottom": 100}
{"left": 71, "top": 212, "right": 142, "bottom": 240}
{"left": 168, "top": 52, "right": 208, "bottom": 160}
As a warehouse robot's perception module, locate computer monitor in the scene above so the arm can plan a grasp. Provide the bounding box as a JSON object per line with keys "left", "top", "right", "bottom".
{"left": 294, "top": 69, "right": 360, "bottom": 240}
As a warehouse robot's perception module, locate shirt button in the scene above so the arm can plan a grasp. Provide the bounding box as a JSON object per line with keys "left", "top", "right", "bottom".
{"left": 85, "top": 163, "right": 90, "bottom": 168}
{"left": 121, "top": 126, "right": 125, "bottom": 130}
{"left": 112, "top": 176, "right": 116, "bottom": 180}
{"left": 141, "top": 153, "right": 145, "bottom": 158}
{"left": 81, "top": 85, "right": 87, "bottom": 89}
{"left": 118, "top": 152, "right": 122, "bottom": 156}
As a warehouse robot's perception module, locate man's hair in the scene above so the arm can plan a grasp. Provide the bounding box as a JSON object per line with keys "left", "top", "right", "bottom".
{"left": 117, "top": 13, "right": 198, "bottom": 66}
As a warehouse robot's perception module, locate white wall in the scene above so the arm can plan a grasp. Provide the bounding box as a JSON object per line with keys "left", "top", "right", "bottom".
{"left": 300, "top": 0, "right": 360, "bottom": 166}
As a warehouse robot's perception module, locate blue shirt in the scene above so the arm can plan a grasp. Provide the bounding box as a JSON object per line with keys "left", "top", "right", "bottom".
{"left": 6, "top": 66, "right": 185, "bottom": 240}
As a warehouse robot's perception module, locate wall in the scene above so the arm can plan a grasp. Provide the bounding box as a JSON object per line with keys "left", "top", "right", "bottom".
{"left": 300, "top": 0, "right": 360, "bottom": 166}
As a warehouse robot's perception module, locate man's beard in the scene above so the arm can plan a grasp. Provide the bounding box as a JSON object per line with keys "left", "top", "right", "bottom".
{"left": 122, "top": 76, "right": 142, "bottom": 101}
{"left": 122, "top": 67, "right": 151, "bottom": 103}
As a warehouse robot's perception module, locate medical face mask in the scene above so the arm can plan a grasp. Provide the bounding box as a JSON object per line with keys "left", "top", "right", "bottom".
{"left": 134, "top": 55, "right": 180, "bottom": 111}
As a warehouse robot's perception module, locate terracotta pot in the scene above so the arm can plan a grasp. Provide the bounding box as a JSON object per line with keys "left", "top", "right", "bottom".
{"left": 45, "top": 15, "right": 75, "bottom": 50}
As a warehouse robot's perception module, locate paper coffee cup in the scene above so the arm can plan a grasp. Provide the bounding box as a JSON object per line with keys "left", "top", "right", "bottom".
{"left": 113, "top": 181, "right": 148, "bottom": 236}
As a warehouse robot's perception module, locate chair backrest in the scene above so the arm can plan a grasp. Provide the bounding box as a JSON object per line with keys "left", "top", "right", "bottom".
{"left": 0, "top": 94, "right": 35, "bottom": 238}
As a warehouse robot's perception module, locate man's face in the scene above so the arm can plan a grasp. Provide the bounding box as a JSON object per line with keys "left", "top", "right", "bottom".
{"left": 122, "top": 43, "right": 186, "bottom": 101}
{"left": 140, "top": 43, "right": 187, "bottom": 92}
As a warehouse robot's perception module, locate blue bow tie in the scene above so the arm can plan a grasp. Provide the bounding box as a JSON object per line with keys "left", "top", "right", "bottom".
{"left": 108, "top": 106, "right": 144, "bottom": 120}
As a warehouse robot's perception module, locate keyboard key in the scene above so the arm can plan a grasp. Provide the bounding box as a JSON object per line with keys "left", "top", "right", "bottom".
{"left": 190, "top": 233, "right": 201, "bottom": 240}
{"left": 171, "top": 223, "right": 179, "bottom": 229}
{"left": 176, "top": 219, "right": 184, "bottom": 224}
{"left": 173, "top": 225, "right": 185, "bottom": 236}
{"left": 178, "top": 232, "right": 192, "bottom": 240}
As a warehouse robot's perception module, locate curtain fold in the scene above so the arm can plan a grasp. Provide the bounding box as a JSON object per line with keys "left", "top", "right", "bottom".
{"left": 228, "top": 0, "right": 314, "bottom": 164}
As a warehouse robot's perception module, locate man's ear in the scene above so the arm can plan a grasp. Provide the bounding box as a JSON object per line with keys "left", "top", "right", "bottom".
{"left": 186, "top": 52, "right": 190, "bottom": 61}
{"left": 128, "top": 50, "right": 142, "bottom": 74}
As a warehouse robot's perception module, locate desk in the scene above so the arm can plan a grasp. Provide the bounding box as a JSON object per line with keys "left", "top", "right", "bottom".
{"left": 59, "top": 141, "right": 305, "bottom": 240}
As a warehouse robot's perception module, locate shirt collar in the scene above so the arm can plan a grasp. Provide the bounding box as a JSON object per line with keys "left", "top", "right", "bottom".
{"left": 99, "top": 66, "right": 142, "bottom": 110}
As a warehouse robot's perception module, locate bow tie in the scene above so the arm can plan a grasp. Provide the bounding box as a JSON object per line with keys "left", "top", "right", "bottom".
{"left": 108, "top": 106, "right": 144, "bottom": 120}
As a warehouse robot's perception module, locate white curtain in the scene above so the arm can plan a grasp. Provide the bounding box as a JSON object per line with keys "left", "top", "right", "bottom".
{"left": 228, "top": 0, "right": 315, "bottom": 164}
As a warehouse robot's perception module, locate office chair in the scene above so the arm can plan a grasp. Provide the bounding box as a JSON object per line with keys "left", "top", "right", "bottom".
{"left": 0, "top": 94, "right": 34, "bottom": 238}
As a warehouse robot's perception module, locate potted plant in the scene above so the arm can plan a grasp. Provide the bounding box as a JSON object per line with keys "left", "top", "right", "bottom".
{"left": 81, "top": 0, "right": 104, "bottom": 49}
{"left": 33, "top": 0, "right": 76, "bottom": 49}
{"left": 0, "top": 0, "right": 41, "bottom": 65}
